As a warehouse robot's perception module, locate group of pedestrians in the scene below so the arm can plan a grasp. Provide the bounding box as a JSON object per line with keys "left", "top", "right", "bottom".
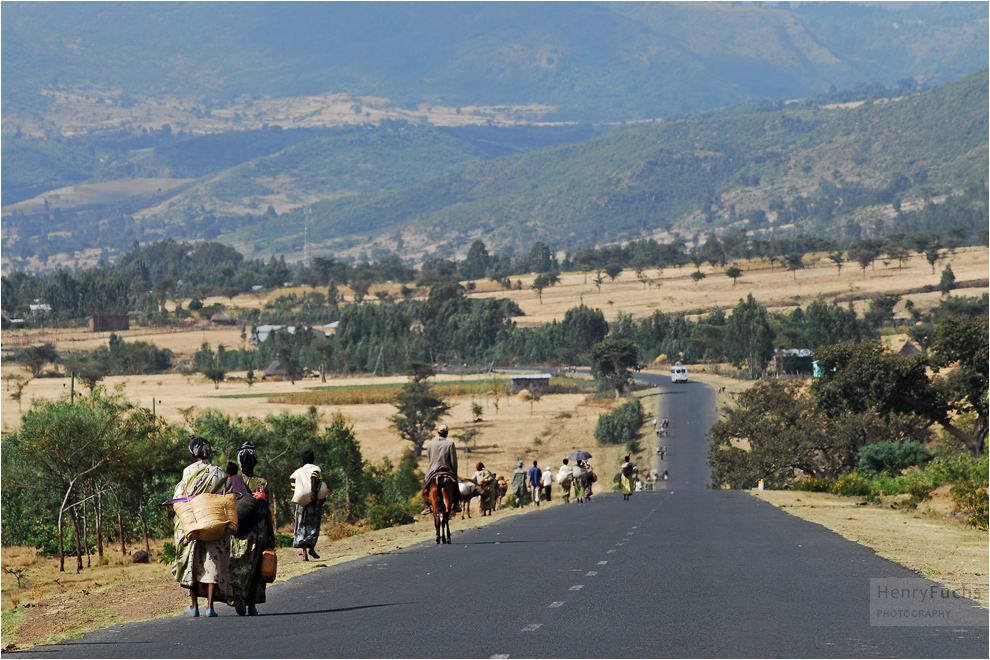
{"left": 172, "top": 436, "right": 327, "bottom": 618}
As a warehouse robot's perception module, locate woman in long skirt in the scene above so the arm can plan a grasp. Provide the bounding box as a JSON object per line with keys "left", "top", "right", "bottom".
{"left": 173, "top": 435, "right": 231, "bottom": 618}
{"left": 291, "top": 450, "right": 324, "bottom": 561}
{"left": 227, "top": 442, "right": 274, "bottom": 616}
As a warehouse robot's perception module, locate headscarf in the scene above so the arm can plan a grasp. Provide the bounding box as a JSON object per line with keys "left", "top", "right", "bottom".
{"left": 238, "top": 442, "right": 258, "bottom": 474}
{"left": 517, "top": 460, "right": 523, "bottom": 467}
{"left": 476, "top": 462, "right": 485, "bottom": 471}
{"left": 188, "top": 435, "right": 212, "bottom": 460}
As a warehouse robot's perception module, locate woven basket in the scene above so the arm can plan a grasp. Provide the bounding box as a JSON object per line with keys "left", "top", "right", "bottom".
{"left": 173, "top": 493, "right": 238, "bottom": 541}
{"left": 259, "top": 548, "right": 278, "bottom": 583}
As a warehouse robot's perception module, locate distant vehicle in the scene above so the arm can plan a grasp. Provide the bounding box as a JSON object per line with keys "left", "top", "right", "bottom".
{"left": 671, "top": 365, "right": 688, "bottom": 383}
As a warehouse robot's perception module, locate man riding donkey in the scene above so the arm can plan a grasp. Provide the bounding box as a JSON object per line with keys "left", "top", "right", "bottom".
{"left": 421, "top": 424, "right": 462, "bottom": 515}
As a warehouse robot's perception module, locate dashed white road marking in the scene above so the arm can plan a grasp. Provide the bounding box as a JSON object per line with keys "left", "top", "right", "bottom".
{"left": 586, "top": 571, "right": 598, "bottom": 576}
{"left": 522, "top": 624, "right": 542, "bottom": 632}
{"left": 549, "top": 601, "right": 564, "bottom": 608}
{"left": 569, "top": 585, "right": 584, "bottom": 591}
{"left": 598, "top": 560, "right": 608, "bottom": 565}
{"left": 607, "top": 549, "right": 616, "bottom": 554}
{"left": 491, "top": 655, "right": 510, "bottom": 658}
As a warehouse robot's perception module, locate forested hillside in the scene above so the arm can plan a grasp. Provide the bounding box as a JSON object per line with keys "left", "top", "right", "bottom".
{"left": 3, "top": 2, "right": 985, "bottom": 126}
{"left": 3, "top": 70, "right": 987, "bottom": 271}
{"left": 1, "top": 4, "right": 987, "bottom": 271}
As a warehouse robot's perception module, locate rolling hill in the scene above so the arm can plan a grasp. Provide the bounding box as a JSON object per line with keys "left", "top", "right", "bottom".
{"left": 1, "top": 3, "right": 987, "bottom": 270}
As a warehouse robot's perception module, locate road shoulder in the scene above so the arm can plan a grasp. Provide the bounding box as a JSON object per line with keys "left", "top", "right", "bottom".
{"left": 751, "top": 490, "right": 988, "bottom": 607}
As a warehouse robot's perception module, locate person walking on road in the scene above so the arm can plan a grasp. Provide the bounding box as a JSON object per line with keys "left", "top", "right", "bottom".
{"left": 227, "top": 442, "right": 274, "bottom": 616}
{"left": 557, "top": 459, "right": 574, "bottom": 503}
{"left": 541, "top": 465, "right": 554, "bottom": 502}
{"left": 528, "top": 460, "right": 542, "bottom": 506}
{"left": 291, "top": 450, "right": 326, "bottom": 561}
{"left": 583, "top": 460, "right": 595, "bottom": 501}
{"left": 511, "top": 460, "right": 527, "bottom": 507}
{"left": 172, "top": 435, "right": 231, "bottom": 618}
{"left": 619, "top": 455, "right": 636, "bottom": 501}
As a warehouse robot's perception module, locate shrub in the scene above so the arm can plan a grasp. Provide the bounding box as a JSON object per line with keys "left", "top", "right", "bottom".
{"left": 930, "top": 453, "right": 989, "bottom": 530}
{"left": 858, "top": 441, "right": 932, "bottom": 475}
{"left": 792, "top": 476, "right": 832, "bottom": 492}
{"left": 159, "top": 542, "right": 177, "bottom": 565}
{"left": 366, "top": 499, "right": 417, "bottom": 530}
{"left": 274, "top": 533, "right": 294, "bottom": 548}
{"left": 594, "top": 400, "right": 642, "bottom": 446}
{"left": 830, "top": 473, "right": 875, "bottom": 498}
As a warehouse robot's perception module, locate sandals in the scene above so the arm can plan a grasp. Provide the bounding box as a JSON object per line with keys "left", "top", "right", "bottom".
{"left": 205, "top": 608, "right": 218, "bottom": 618}
{"left": 185, "top": 605, "right": 199, "bottom": 618}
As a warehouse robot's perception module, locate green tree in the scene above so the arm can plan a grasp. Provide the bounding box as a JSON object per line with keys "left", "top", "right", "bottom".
{"left": 574, "top": 250, "right": 597, "bottom": 284}
{"left": 725, "top": 295, "right": 774, "bottom": 378}
{"left": 526, "top": 241, "right": 553, "bottom": 273}
{"left": 708, "top": 379, "right": 924, "bottom": 489}
{"left": 588, "top": 336, "right": 640, "bottom": 396}
{"left": 460, "top": 239, "right": 490, "bottom": 280}
{"left": 530, "top": 271, "right": 560, "bottom": 303}
{"left": 938, "top": 264, "right": 955, "bottom": 295}
{"left": 813, "top": 328, "right": 987, "bottom": 457}
{"left": 4, "top": 388, "right": 136, "bottom": 571}
{"left": 785, "top": 253, "right": 803, "bottom": 279}
{"left": 725, "top": 266, "right": 742, "bottom": 285}
{"left": 805, "top": 298, "right": 861, "bottom": 349}
{"left": 389, "top": 362, "right": 451, "bottom": 457}
{"left": 828, "top": 252, "right": 845, "bottom": 274}
{"left": 604, "top": 263, "right": 623, "bottom": 282}
{"left": 928, "top": 315, "right": 989, "bottom": 455}
{"left": 321, "top": 412, "right": 366, "bottom": 521}
{"left": 202, "top": 364, "right": 227, "bottom": 389}
{"left": 17, "top": 343, "right": 59, "bottom": 377}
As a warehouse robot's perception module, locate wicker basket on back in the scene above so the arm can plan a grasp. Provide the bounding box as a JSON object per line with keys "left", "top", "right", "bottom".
{"left": 173, "top": 493, "right": 238, "bottom": 541}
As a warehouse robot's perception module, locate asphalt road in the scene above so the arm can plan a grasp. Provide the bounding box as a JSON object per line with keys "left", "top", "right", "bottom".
{"left": 17, "top": 374, "right": 987, "bottom": 658}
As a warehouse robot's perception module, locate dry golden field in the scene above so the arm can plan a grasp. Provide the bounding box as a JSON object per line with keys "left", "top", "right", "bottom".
{"left": 472, "top": 246, "right": 988, "bottom": 325}
{"left": 0, "top": 366, "right": 626, "bottom": 476}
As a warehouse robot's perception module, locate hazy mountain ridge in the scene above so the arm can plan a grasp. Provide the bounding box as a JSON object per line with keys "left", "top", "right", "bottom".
{"left": 244, "top": 69, "right": 988, "bottom": 261}
{"left": 1, "top": 3, "right": 987, "bottom": 271}
{"left": 3, "top": 2, "right": 986, "bottom": 127}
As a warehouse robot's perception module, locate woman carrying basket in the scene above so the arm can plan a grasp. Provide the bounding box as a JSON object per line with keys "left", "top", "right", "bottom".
{"left": 172, "top": 435, "right": 232, "bottom": 618}
{"left": 227, "top": 442, "right": 274, "bottom": 616}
